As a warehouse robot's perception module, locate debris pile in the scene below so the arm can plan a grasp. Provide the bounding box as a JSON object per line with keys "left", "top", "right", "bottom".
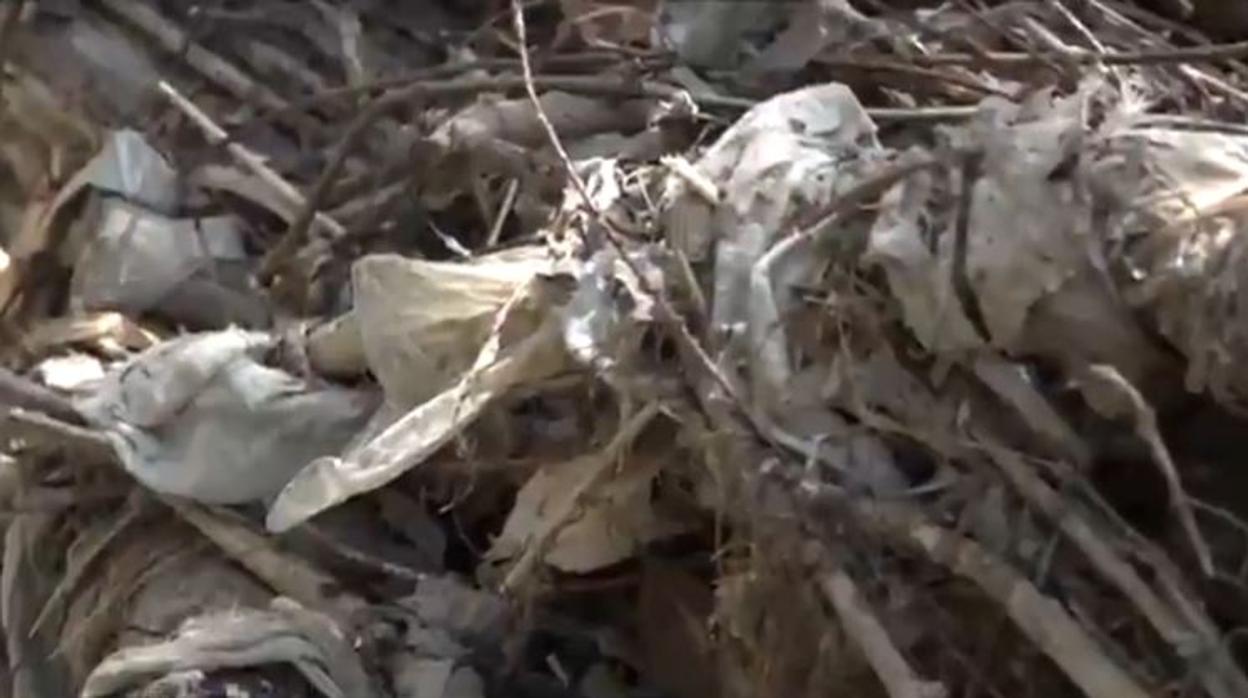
{"left": 6, "top": 1, "right": 1248, "bottom": 696}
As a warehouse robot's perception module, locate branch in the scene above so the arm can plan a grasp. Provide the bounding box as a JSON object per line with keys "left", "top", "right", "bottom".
{"left": 982, "top": 443, "right": 1248, "bottom": 698}
{"left": 843, "top": 496, "right": 1153, "bottom": 698}
{"left": 820, "top": 565, "right": 947, "bottom": 698}
{"left": 866, "top": 40, "right": 1248, "bottom": 67}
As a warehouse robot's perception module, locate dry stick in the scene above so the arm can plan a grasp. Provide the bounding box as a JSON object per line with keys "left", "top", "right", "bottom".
{"left": 257, "top": 52, "right": 667, "bottom": 119}
{"left": 487, "top": 179, "right": 521, "bottom": 248}
{"left": 1178, "top": 64, "right": 1248, "bottom": 107}
{"left": 324, "top": 157, "right": 412, "bottom": 211}
{"left": 950, "top": 0, "right": 1071, "bottom": 78}
{"left": 158, "top": 81, "right": 348, "bottom": 242}
{"left": 258, "top": 73, "right": 681, "bottom": 284}
{"left": 329, "top": 180, "right": 408, "bottom": 227}
{"left": 96, "top": 0, "right": 286, "bottom": 113}
{"left": 0, "top": 408, "right": 117, "bottom": 465}
{"left": 851, "top": 0, "right": 998, "bottom": 63}
{"left": 300, "top": 522, "right": 423, "bottom": 582}
{"left": 897, "top": 39, "right": 1248, "bottom": 66}
{"left": 844, "top": 496, "right": 1152, "bottom": 698}
{"left": 1080, "top": 0, "right": 1248, "bottom": 108}
{"left": 1047, "top": 0, "right": 1109, "bottom": 54}
{"left": 817, "top": 57, "right": 1008, "bottom": 97}
{"left": 163, "top": 496, "right": 367, "bottom": 629}
{"left": 982, "top": 443, "right": 1248, "bottom": 698}
{"left": 820, "top": 566, "right": 947, "bottom": 698}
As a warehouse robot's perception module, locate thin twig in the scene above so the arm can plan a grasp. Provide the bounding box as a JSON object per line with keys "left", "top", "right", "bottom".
{"left": 1047, "top": 0, "right": 1108, "bottom": 54}
{"left": 888, "top": 39, "right": 1248, "bottom": 66}
{"left": 487, "top": 179, "right": 520, "bottom": 249}
{"left": 300, "top": 523, "right": 423, "bottom": 582}
{"left": 816, "top": 57, "right": 1007, "bottom": 97}
{"left": 257, "top": 73, "right": 682, "bottom": 284}
{"left": 841, "top": 494, "right": 1152, "bottom": 698}
{"left": 255, "top": 52, "right": 671, "bottom": 120}
{"left": 511, "top": 0, "right": 766, "bottom": 438}
{"left": 158, "top": 81, "right": 348, "bottom": 241}
{"left": 0, "top": 367, "right": 83, "bottom": 425}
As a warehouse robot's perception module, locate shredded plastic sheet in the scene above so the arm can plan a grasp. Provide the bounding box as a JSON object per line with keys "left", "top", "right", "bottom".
{"left": 11, "top": 4, "right": 1248, "bottom": 697}
{"left": 351, "top": 248, "right": 557, "bottom": 407}
{"left": 76, "top": 329, "right": 377, "bottom": 504}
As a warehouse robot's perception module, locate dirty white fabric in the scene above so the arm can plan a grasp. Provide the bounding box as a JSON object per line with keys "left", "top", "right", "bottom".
{"left": 81, "top": 598, "right": 377, "bottom": 698}
{"left": 76, "top": 329, "right": 377, "bottom": 504}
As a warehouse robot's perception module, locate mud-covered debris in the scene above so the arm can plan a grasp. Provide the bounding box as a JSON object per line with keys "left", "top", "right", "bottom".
{"left": 81, "top": 598, "right": 377, "bottom": 698}
{"left": 8, "top": 1, "right": 1248, "bottom": 697}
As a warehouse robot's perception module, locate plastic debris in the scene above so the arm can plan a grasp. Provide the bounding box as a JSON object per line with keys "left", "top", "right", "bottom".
{"left": 5, "top": 2, "right": 1248, "bottom": 698}
{"left": 76, "top": 329, "right": 377, "bottom": 504}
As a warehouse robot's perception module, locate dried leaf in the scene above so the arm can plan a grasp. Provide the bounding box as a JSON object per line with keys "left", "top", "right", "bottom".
{"left": 488, "top": 448, "right": 679, "bottom": 574}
